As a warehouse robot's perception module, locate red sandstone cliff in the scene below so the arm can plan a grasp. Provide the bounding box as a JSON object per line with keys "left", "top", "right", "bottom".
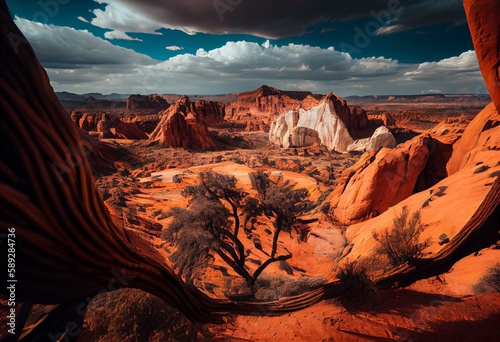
{"left": 148, "top": 96, "right": 218, "bottom": 149}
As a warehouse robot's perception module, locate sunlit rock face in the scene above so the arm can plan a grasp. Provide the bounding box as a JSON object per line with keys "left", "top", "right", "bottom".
{"left": 269, "top": 94, "right": 356, "bottom": 152}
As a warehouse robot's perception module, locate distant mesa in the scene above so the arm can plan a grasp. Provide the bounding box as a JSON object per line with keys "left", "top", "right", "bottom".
{"left": 225, "top": 85, "right": 324, "bottom": 129}
{"left": 126, "top": 94, "right": 170, "bottom": 112}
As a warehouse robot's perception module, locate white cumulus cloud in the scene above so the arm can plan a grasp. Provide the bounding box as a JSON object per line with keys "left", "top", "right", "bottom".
{"left": 14, "top": 17, "right": 485, "bottom": 96}
{"left": 104, "top": 30, "right": 142, "bottom": 41}
{"left": 166, "top": 45, "right": 183, "bottom": 51}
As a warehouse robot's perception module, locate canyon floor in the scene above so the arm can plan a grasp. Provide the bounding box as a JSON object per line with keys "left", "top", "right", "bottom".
{"left": 1, "top": 97, "right": 499, "bottom": 342}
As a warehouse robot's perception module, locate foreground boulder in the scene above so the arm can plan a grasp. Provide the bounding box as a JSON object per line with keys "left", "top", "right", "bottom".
{"left": 329, "top": 134, "right": 433, "bottom": 223}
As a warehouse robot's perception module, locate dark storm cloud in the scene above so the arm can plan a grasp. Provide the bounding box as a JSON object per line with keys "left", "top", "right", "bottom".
{"left": 377, "top": 0, "right": 466, "bottom": 35}
{"left": 91, "top": 0, "right": 466, "bottom": 39}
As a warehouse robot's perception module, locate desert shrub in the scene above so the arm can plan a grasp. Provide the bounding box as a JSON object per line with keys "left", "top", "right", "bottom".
{"left": 337, "top": 261, "right": 377, "bottom": 307}
{"left": 253, "top": 275, "right": 326, "bottom": 300}
{"left": 162, "top": 198, "right": 229, "bottom": 283}
{"left": 473, "top": 263, "right": 500, "bottom": 294}
{"left": 169, "top": 228, "right": 217, "bottom": 283}
{"left": 372, "top": 206, "right": 430, "bottom": 266}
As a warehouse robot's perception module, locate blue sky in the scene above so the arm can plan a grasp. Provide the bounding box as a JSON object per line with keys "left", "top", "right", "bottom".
{"left": 6, "top": 0, "right": 486, "bottom": 96}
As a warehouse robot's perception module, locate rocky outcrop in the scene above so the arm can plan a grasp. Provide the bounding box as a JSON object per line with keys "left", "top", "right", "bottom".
{"left": 149, "top": 96, "right": 217, "bottom": 149}
{"left": 113, "top": 118, "right": 148, "bottom": 140}
{"left": 225, "top": 85, "right": 322, "bottom": 124}
{"left": 348, "top": 126, "right": 397, "bottom": 153}
{"left": 76, "top": 112, "right": 100, "bottom": 131}
{"left": 330, "top": 134, "right": 433, "bottom": 224}
{"left": 464, "top": 0, "right": 500, "bottom": 110}
{"left": 445, "top": 0, "right": 500, "bottom": 175}
{"left": 269, "top": 96, "right": 355, "bottom": 152}
{"left": 192, "top": 100, "right": 226, "bottom": 126}
{"left": 344, "top": 106, "right": 369, "bottom": 136}
{"left": 414, "top": 120, "right": 464, "bottom": 191}
{"left": 368, "top": 113, "right": 396, "bottom": 127}
{"left": 0, "top": 0, "right": 221, "bottom": 324}
{"left": 244, "top": 120, "right": 270, "bottom": 132}
{"left": 126, "top": 94, "right": 169, "bottom": 112}
{"left": 447, "top": 102, "right": 500, "bottom": 175}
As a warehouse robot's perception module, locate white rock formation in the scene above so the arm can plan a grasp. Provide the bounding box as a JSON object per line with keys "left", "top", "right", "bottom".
{"left": 366, "top": 126, "right": 397, "bottom": 151}
{"left": 347, "top": 138, "right": 370, "bottom": 154}
{"left": 347, "top": 126, "right": 397, "bottom": 153}
{"left": 269, "top": 99, "right": 355, "bottom": 152}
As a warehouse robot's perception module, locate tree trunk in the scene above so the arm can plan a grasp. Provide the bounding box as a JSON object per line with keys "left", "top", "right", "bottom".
{"left": 271, "top": 216, "right": 283, "bottom": 258}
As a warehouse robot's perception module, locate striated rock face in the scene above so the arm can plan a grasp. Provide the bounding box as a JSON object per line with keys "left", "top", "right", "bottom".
{"left": 192, "top": 100, "right": 226, "bottom": 126}
{"left": 112, "top": 118, "right": 148, "bottom": 140}
{"left": 126, "top": 94, "right": 169, "bottom": 112}
{"left": 464, "top": 0, "right": 500, "bottom": 110}
{"left": 447, "top": 102, "right": 500, "bottom": 175}
{"left": 0, "top": 0, "right": 220, "bottom": 323}
{"left": 149, "top": 96, "right": 217, "bottom": 149}
{"left": 368, "top": 113, "right": 396, "bottom": 127}
{"left": 269, "top": 97, "right": 354, "bottom": 152}
{"left": 330, "top": 134, "right": 433, "bottom": 224}
{"left": 345, "top": 106, "right": 369, "bottom": 136}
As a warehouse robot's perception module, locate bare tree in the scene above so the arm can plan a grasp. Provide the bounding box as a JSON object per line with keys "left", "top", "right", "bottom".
{"left": 257, "top": 173, "right": 311, "bottom": 258}
{"left": 165, "top": 171, "right": 313, "bottom": 289}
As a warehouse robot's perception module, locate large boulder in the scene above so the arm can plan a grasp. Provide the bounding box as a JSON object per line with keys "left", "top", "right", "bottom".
{"left": 347, "top": 126, "right": 397, "bottom": 153}
{"left": 330, "top": 134, "right": 433, "bottom": 224}
{"left": 464, "top": 0, "right": 500, "bottom": 110}
{"left": 347, "top": 138, "right": 370, "bottom": 154}
{"left": 366, "top": 126, "right": 397, "bottom": 151}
